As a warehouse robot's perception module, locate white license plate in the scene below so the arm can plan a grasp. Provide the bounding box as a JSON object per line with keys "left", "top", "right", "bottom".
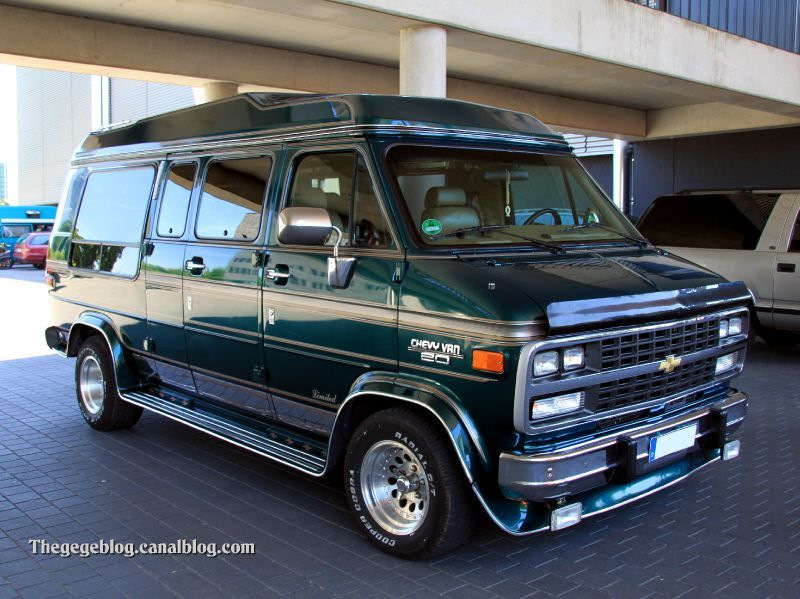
{"left": 648, "top": 423, "right": 698, "bottom": 462}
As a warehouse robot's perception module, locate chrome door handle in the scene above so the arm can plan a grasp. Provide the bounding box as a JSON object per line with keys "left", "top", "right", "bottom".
{"left": 185, "top": 259, "right": 206, "bottom": 274}
{"left": 265, "top": 269, "right": 290, "bottom": 280}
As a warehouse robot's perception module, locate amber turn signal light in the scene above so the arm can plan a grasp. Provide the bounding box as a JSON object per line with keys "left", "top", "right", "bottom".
{"left": 472, "top": 350, "right": 504, "bottom": 374}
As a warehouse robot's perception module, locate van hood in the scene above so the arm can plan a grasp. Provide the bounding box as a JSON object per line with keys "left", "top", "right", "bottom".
{"left": 403, "top": 249, "right": 751, "bottom": 335}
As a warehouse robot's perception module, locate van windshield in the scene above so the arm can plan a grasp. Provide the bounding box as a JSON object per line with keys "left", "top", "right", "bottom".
{"left": 386, "top": 145, "right": 643, "bottom": 248}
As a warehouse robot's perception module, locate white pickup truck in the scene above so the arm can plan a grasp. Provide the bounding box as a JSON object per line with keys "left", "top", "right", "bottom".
{"left": 638, "top": 191, "right": 800, "bottom": 346}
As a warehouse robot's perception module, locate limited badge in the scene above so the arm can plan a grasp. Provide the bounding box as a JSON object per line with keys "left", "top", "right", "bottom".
{"left": 421, "top": 218, "right": 443, "bottom": 235}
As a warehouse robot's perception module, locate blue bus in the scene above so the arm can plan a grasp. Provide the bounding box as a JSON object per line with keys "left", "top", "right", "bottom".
{"left": 0, "top": 205, "right": 57, "bottom": 257}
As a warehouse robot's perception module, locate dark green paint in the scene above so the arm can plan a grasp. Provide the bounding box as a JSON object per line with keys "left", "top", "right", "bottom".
{"left": 46, "top": 94, "right": 750, "bottom": 535}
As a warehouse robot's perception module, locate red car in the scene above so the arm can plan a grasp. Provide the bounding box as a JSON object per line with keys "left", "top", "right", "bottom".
{"left": 13, "top": 232, "right": 50, "bottom": 269}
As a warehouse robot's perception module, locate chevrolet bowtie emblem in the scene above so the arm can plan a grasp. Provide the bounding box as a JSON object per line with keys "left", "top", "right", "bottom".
{"left": 659, "top": 355, "right": 682, "bottom": 373}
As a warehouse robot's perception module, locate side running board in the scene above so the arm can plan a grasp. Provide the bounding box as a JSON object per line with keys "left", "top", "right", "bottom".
{"left": 121, "top": 390, "right": 327, "bottom": 475}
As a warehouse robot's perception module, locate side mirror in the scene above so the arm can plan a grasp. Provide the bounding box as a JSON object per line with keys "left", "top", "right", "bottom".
{"left": 277, "top": 207, "right": 333, "bottom": 246}
{"left": 277, "top": 206, "right": 356, "bottom": 289}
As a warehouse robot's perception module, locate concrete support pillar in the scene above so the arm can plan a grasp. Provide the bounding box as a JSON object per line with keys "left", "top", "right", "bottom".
{"left": 612, "top": 139, "right": 631, "bottom": 212}
{"left": 198, "top": 81, "right": 240, "bottom": 103}
{"left": 399, "top": 26, "right": 447, "bottom": 97}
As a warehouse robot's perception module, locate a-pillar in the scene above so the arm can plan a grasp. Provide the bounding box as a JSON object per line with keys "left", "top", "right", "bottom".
{"left": 399, "top": 26, "right": 447, "bottom": 98}
{"left": 196, "top": 81, "right": 240, "bottom": 103}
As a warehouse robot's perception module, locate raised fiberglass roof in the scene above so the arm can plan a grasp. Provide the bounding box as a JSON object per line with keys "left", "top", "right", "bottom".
{"left": 77, "top": 93, "right": 565, "bottom": 158}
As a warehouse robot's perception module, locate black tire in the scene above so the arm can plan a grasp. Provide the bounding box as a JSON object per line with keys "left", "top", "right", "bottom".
{"left": 344, "top": 406, "right": 475, "bottom": 559}
{"left": 75, "top": 336, "right": 142, "bottom": 431}
{"left": 34, "top": 262, "right": 45, "bottom": 270}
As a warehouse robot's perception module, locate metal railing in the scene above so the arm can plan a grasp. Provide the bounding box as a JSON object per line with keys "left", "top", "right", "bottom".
{"left": 629, "top": 0, "right": 800, "bottom": 54}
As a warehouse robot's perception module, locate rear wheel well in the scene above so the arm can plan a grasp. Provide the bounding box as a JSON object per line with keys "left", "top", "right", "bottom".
{"left": 67, "top": 324, "right": 104, "bottom": 357}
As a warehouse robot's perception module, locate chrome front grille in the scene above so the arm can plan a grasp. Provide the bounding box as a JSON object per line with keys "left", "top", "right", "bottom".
{"left": 516, "top": 307, "right": 749, "bottom": 435}
{"left": 600, "top": 318, "right": 720, "bottom": 371}
{"left": 596, "top": 356, "right": 716, "bottom": 413}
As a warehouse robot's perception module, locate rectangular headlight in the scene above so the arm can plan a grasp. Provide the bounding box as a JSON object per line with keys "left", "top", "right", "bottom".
{"left": 562, "top": 346, "right": 584, "bottom": 371}
{"left": 533, "top": 350, "right": 559, "bottom": 376}
{"left": 719, "top": 319, "right": 729, "bottom": 338}
{"left": 531, "top": 391, "right": 584, "bottom": 419}
{"left": 715, "top": 352, "right": 739, "bottom": 375}
{"left": 728, "top": 317, "right": 743, "bottom": 336}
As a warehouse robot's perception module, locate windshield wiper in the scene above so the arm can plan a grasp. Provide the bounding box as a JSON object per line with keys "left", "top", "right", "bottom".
{"left": 559, "top": 222, "right": 648, "bottom": 248}
{"left": 432, "top": 224, "right": 565, "bottom": 254}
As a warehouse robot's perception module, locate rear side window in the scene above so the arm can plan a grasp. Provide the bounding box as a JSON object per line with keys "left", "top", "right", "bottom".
{"left": 157, "top": 164, "right": 196, "bottom": 238}
{"left": 196, "top": 157, "right": 272, "bottom": 241}
{"left": 638, "top": 194, "right": 778, "bottom": 250}
{"left": 70, "top": 166, "right": 156, "bottom": 276}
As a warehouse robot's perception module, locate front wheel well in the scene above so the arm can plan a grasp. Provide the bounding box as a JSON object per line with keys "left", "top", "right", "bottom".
{"left": 328, "top": 394, "right": 475, "bottom": 484}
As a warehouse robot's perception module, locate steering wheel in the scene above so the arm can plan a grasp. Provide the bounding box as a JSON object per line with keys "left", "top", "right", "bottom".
{"left": 523, "top": 208, "right": 562, "bottom": 226}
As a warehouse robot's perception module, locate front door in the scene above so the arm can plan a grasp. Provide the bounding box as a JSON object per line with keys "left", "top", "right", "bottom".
{"left": 183, "top": 154, "right": 276, "bottom": 418}
{"left": 262, "top": 147, "right": 401, "bottom": 435}
{"left": 773, "top": 197, "right": 800, "bottom": 331}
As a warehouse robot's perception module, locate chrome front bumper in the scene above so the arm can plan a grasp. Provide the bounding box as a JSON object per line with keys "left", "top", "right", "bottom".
{"left": 498, "top": 390, "right": 747, "bottom": 502}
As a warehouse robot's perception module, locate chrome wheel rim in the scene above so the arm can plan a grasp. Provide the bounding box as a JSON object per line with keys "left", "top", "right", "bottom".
{"left": 360, "top": 440, "right": 430, "bottom": 535}
{"left": 79, "top": 355, "right": 104, "bottom": 415}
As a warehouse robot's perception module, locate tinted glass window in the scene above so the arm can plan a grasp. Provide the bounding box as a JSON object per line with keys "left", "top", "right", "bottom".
{"left": 29, "top": 234, "right": 50, "bottom": 245}
{"left": 196, "top": 157, "right": 271, "bottom": 240}
{"left": 74, "top": 167, "right": 156, "bottom": 243}
{"left": 54, "top": 169, "right": 87, "bottom": 233}
{"left": 387, "top": 146, "right": 638, "bottom": 247}
{"left": 2, "top": 225, "right": 31, "bottom": 238}
{"left": 287, "top": 152, "right": 392, "bottom": 248}
{"left": 352, "top": 158, "right": 391, "bottom": 247}
{"left": 158, "top": 164, "right": 196, "bottom": 237}
{"left": 638, "top": 194, "right": 778, "bottom": 251}
{"left": 789, "top": 217, "right": 800, "bottom": 253}
{"left": 288, "top": 153, "right": 354, "bottom": 246}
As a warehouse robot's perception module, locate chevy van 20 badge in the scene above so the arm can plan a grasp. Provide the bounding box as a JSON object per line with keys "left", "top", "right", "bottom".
{"left": 44, "top": 93, "right": 751, "bottom": 559}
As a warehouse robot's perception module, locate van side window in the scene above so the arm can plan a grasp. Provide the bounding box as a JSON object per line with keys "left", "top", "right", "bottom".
{"left": 71, "top": 166, "right": 156, "bottom": 276}
{"left": 195, "top": 157, "right": 271, "bottom": 241}
{"left": 157, "top": 164, "right": 196, "bottom": 238}
{"left": 789, "top": 217, "right": 800, "bottom": 253}
{"left": 287, "top": 152, "right": 392, "bottom": 248}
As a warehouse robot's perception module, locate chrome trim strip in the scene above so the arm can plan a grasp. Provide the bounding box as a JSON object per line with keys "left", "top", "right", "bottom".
{"left": 265, "top": 292, "right": 397, "bottom": 326}
{"left": 185, "top": 325, "right": 259, "bottom": 345}
{"left": 399, "top": 361, "right": 496, "bottom": 382}
{"left": 189, "top": 363, "right": 263, "bottom": 389}
{"left": 514, "top": 307, "right": 750, "bottom": 434}
{"left": 263, "top": 342, "right": 370, "bottom": 369}
{"left": 264, "top": 336, "right": 397, "bottom": 366}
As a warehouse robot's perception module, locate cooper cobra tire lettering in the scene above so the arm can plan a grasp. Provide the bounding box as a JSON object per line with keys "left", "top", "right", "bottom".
{"left": 343, "top": 406, "right": 475, "bottom": 559}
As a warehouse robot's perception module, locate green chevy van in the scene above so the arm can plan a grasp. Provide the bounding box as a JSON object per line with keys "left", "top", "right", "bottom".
{"left": 45, "top": 94, "right": 750, "bottom": 558}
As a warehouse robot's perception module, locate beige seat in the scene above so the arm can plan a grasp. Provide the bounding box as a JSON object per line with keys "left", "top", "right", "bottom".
{"left": 420, "top": 187, "right": 480, "bottom": 235}
{"left": 291, "top": 187, "right": 347, "bottom": 243}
